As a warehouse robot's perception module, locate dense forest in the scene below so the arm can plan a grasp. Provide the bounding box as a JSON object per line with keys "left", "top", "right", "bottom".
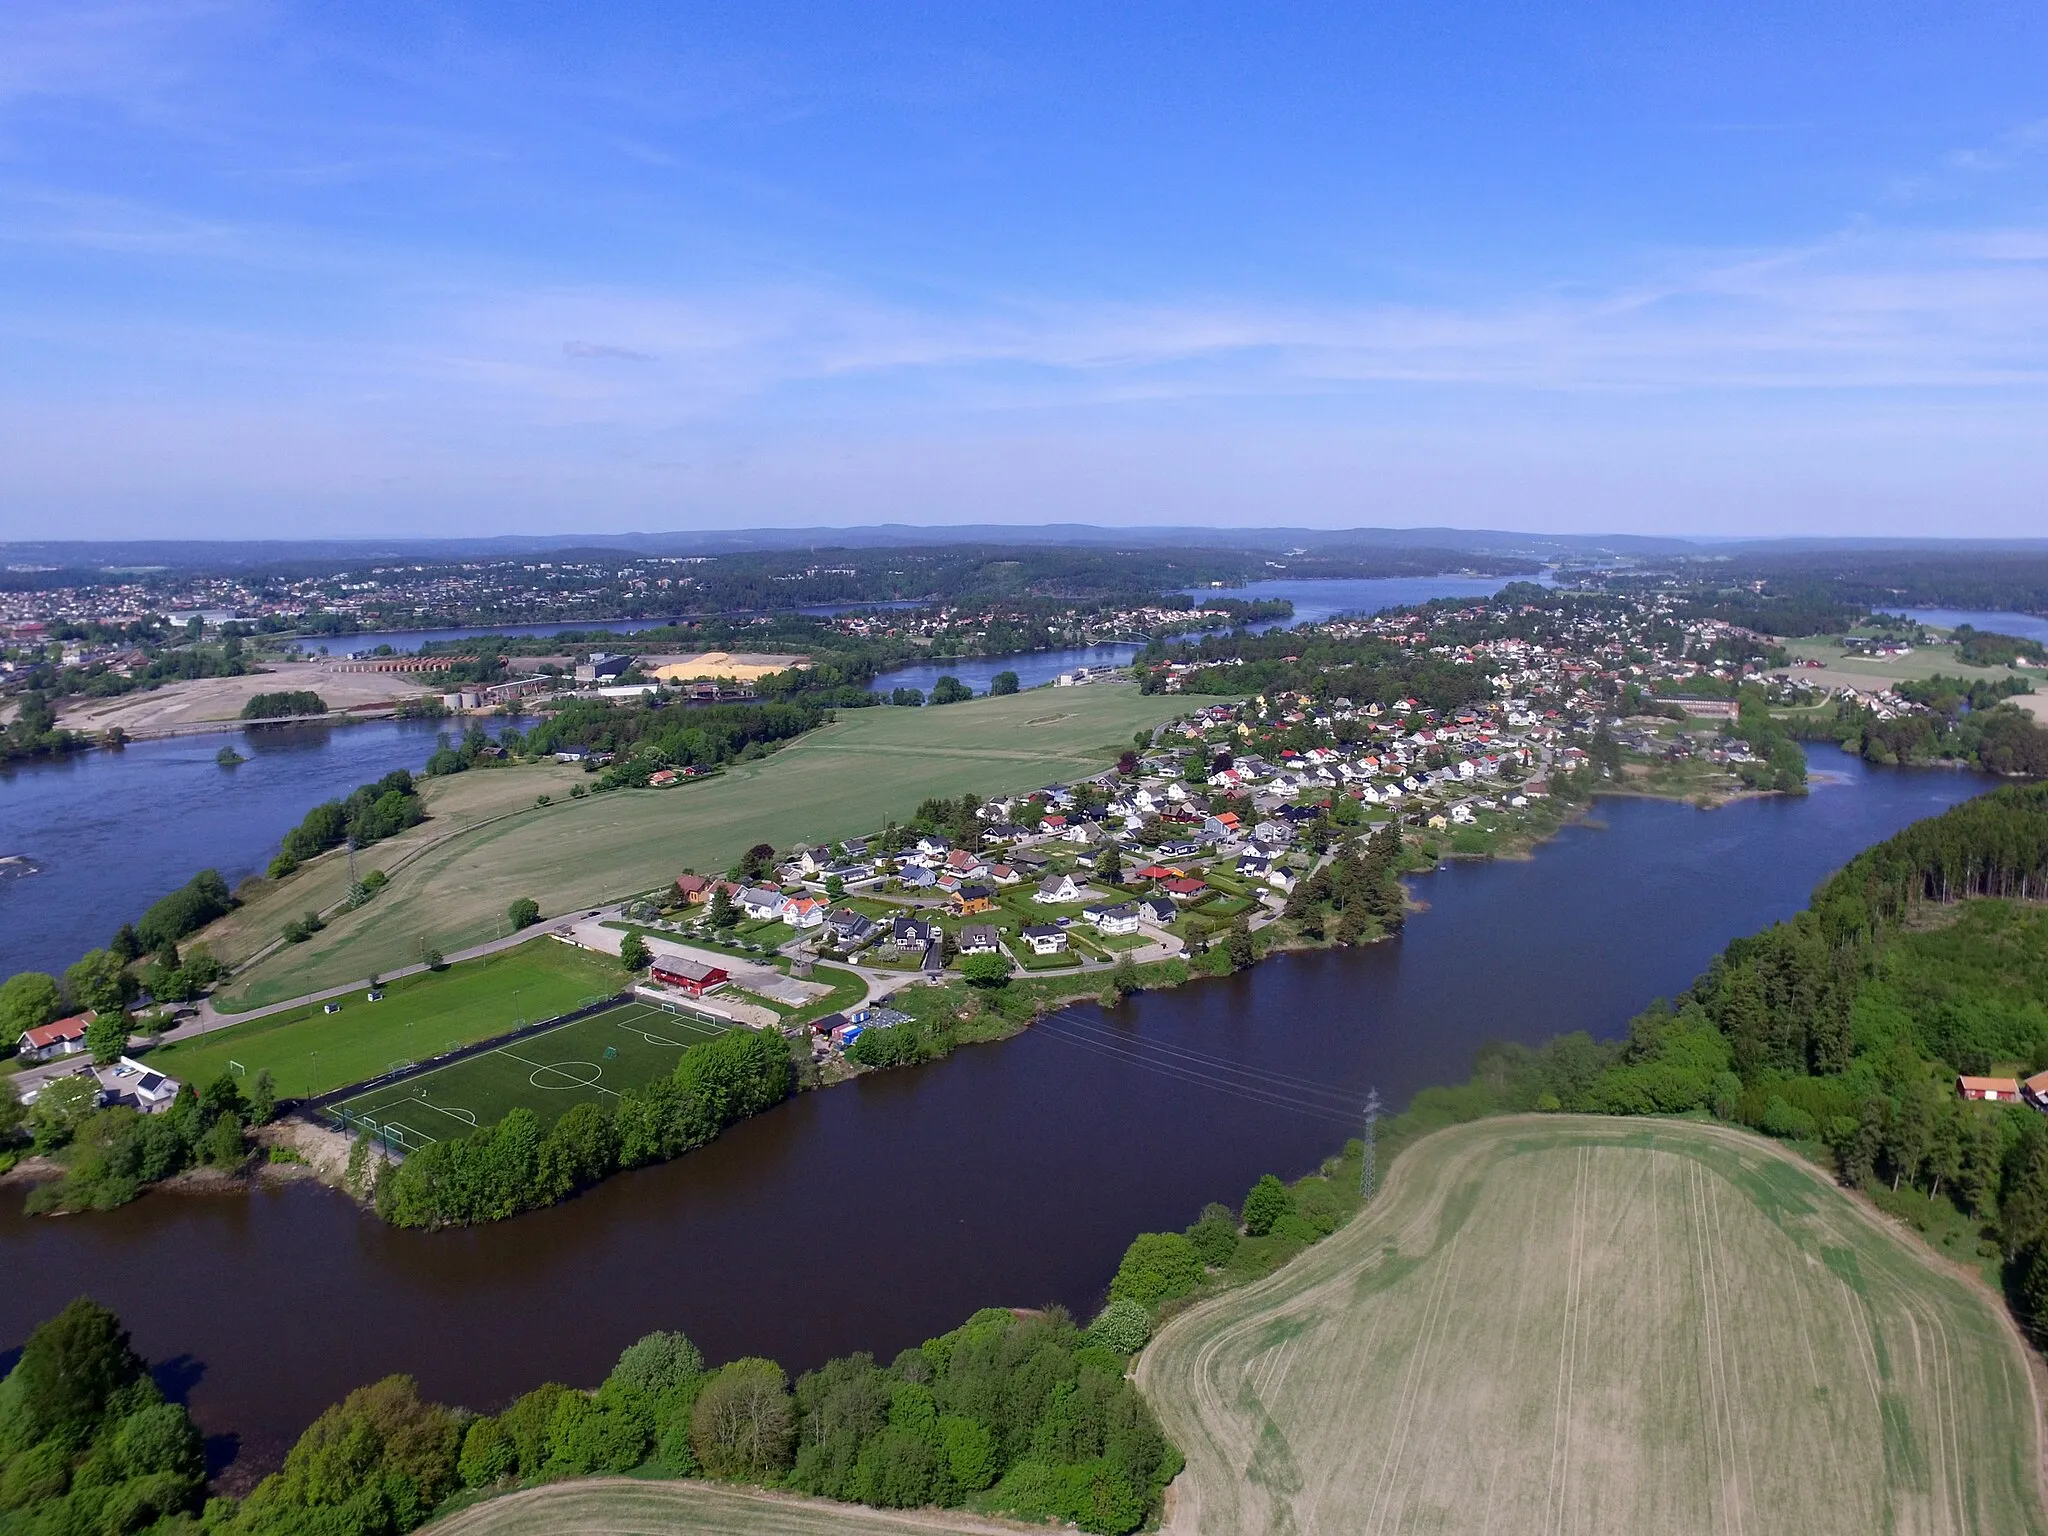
{"left": 516, "top": 697, "right": 828, "bottom": 785}
{"left": 1141, "top": 629, "right": 1500, "bottom": 714}
{"left": 1388, "top": 782, "right": 2048, "bottom": 1336}
{"left": 1665, "top": 550, "right": 2048, "bottom": 617}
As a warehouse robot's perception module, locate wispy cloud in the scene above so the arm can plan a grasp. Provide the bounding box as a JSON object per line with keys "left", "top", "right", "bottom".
{"left": 562, "top": 341, "right": 656, "bottom": 362}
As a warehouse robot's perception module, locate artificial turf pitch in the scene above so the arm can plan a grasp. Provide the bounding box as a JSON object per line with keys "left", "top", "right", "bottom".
{"left": 329, "top": 998, "right": 726, "bottom": 1150}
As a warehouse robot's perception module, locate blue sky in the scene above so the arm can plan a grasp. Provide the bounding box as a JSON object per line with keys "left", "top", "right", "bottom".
{"left": 1, "top": 1, "right": 2044, "bottom": 539}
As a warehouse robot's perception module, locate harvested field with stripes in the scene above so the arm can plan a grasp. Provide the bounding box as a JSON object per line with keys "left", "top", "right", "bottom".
{"left": 1137, "top": 1116, "right": 2047, "bottom": 1536}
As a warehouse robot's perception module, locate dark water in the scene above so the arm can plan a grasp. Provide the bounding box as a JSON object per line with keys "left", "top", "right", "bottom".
{"left": 0, "top": 721, "right": 478, "bottom": 980}
{"left": 1175, "top": 572, "right": 1552, "bottom": 630}
{"left": 1892, "top": 607, "right": 2048, "bottom": 645}
{"left": 0, "top": 751, "right": 1987, "bottom": 1475}
{"left": 868, "top": 644, "right": 1143, "bottom": 700}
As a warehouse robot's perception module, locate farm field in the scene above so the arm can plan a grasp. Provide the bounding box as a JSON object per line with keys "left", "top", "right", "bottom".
{"left": 1775, "top": 636, "right": 2033, "bottom": 695}
{"left": 331, "top": 997, "right": 726, "bottom": 1149}
{"left": 148, "top": 942, "right": 628, "bottom": 1098}
{"left": 217, "top": 683, "right": 1184, "bottom": 1006}
{"left": 429, "top": 1478, "right": 1024, "bottom": 1536}
{"left": 1138, "top": 1115, "right": 2047, "bottom": 1536}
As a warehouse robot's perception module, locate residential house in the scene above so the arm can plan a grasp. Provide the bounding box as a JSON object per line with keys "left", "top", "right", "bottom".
{"left": 1020, "top": 924, "right": 1069, "bottom": 956}
{"left": 1009, "top": 849, "right": 1051, "bottom": 872}
{"left": 890, "top": 915, "right": 934, "bottom": 950}
{"left": 92, "top": 1056, "right": 180, "bottom": 1114}
{"left": 783, "top": 896, "right": 826, "bottom": 929}
{"left": 1034, "top": 873, "right": 1085, "bottom": 904}
{"left": 1959, "top": 1075, "right": 2023, "bottom": 1103}
{"left": 957, "top": 924, "right": 1002, "bottom": 955}
{"left": 823, "top": 909, "right": 877, "bottom": 947}
{"left": 915, "top": 834, "right": 952, "bottom": 859}
{"left": 16, "top": 1013, "right": 92, "bottom": 1063}
{"left": 951, "top": 884, "right": 996, "bottom": 916}
{"left": 1160, "top": 876, "right": 1208, "bottom": 902}
{"left": 736, "top": 886, "right": 788, "bottom": 921}
{"left": 1138, "top": 896, "right": 1178, "bottom": 926}
{"left": 673, "top": 873, "right": 714, "bottom": 905}
{"left": 896, "top": 863, "right": 938, "bottom": 889}
{"left": 1086, "top": 902, "right": 1142, "bottom": 937}
{"left": 987, "top": 862, "right": 1021, "bottom": 886}
{"left": 944, "top": 849, "right": 991, "bottom": 879}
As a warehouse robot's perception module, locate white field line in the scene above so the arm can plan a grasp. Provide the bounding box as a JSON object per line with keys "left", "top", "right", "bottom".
{"left": 1688, "top": 1159, "right": 1734, "bottom": 1536}
{"left": 1479, "top": 1174, "right": 1546, "bottom": 1536}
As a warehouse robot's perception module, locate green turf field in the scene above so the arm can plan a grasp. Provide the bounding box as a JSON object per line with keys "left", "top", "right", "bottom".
{"left": 329, "top": 997, "right": 727, "bottom": 1149}
{"left": 147, "top": 942, "right": 629, "bottom": 1099}
{"left": 217, "top": 682, "right": 1188, "bottom": 1007}
{"left": 1139, "top": 1115, "right": 2047, "bottom": 1536}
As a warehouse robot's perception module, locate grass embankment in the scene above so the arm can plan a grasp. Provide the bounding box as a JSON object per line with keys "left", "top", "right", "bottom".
{"left": 1138, "top": 1115, "right": 2047, "bottom": 1536}
{"left": 213, "top": 685, "right": 1183, "bottom": 1008}
{"left": 148, "top": 943, "right": 629, "bottom": 1099}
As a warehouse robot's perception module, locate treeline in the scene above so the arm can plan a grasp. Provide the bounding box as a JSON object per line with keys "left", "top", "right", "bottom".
{"left": 1955, "top": 625, "right": 2048, "bottom": 668}
{"left": 238, "top": 690, "right": 326, "bottom": 719}
{"left": 0, "top": 689, "right": 90, "bottom": 763}
{"left": 375, "top": 1028, "right": 792, "bottom": 1227}
{"left": 1803, "top": 690, "right": 2048, "bottom": 777}
{"left": 1725, "top": 696, "right": 1808, "bottom": 792}
{"left": 272, "top": 770, "right": 424, "bottom": 876}
{"left": 1143, "top": 633, "right": 1498, "bottom": 714}
{"left": 518, "top": 698, "right": 826, "bottom": 786}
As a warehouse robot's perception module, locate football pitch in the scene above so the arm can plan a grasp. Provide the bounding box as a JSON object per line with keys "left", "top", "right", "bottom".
{"left": 329, "top": 998, "right": 727, "bottom": 1151}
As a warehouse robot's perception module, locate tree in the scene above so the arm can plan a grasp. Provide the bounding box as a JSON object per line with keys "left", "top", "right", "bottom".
{"left": 990, "top": 670, "right": 1020, "bottom": 696}
{"left": 508, "top": 897, "right": 541, "bottom": 930}
{"left": 1241, "top": 1173, "right": 1292, "bottom": 1236}
{"left": 249, "top": 1069, "right": 278, "bottom": 1125}
{"left": 929, "top": 676, "right": 973, "bottom": 706}
{"left": 690, "top": 1358, "right": 796, "bottom": 1479}
{"left": 0, "top": 970, "right": 63, "bottom": 1036}
{"left": 1225, "top": 916, "right": 1255, "bottom": 971}
{"left": 85, "top": 1011, "right": 129, "bottom": 1065}
{"left": 65, "top": 948, "right": 133, "bottom": 1017}
{"left": 1099, "top": 844, "right": 1123, "bottom": 884}
{"left": 1108, "top": 953, "right": 1140, "bottom": 999}
{"left": 1108, "top": 1232, "right": 1203, "bottom": 1306}
{"left": 960, "top": 953, "right": 1010, "bottom": 988}
{"left": 8, "top": 1297, "right": 150, "bottom": 1446}
{"left": 709, "top": 886, "right": 738, "bottom": 930}
{"left": 619, "top": 933, "right": 652, "bottom": 971}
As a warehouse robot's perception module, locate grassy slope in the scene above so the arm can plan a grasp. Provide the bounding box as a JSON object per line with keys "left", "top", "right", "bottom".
{"left": 427, "top": 1479, "right": 1026, "bottom": 1536}
{"left": 1780, "top": 637, "right": 2036, "bottom": 693}
{"left": 149, "top": 942, "right": 628, "bottom": 1098}
{"left": 215, "top": 685, "right": 1182, "bottom": 1007}
{"left": 1138, "top": 1115, "right": 2046, "bottom": 1536}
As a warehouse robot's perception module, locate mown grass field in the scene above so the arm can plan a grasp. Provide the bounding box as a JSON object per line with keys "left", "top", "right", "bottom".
{"left": 1779, "top": 636, "right": 2034, "bottom": 694}
{"left": 215, "top": 684, "right": 1183, "bottom": 1006}
{"left": 332, "top": 998, "right": 725, "bottom": 1148}
{"left": 428, "top": 1478, "right": 1026, "bottom": 1536}
{"left": 1138, "top": 1116, "right": 2047, "bottom": 1536}
{"left": 149, "top": 942, "right": 628, "bottom": 1098}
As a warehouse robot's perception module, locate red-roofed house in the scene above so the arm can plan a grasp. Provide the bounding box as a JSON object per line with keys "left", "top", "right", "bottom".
{"left": 17, "top": 1013, "right": 93, "bottom": 1063}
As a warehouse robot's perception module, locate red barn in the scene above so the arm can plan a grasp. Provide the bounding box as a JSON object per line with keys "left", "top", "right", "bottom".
{"left": 652, "top": 959, "right": 728, "bottom": 997}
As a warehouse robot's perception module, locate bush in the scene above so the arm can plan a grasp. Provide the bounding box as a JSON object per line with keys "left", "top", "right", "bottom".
{"left": 508, "top": 897, "right": 540, "bottom": 930}
{"left": 1085, "top": 1298, "right": 1152, "bottom": 1354}
{"left": 1108, "top": 1232, "right": 1203, "bottom": 1308}
{"left": 960, "top": 953, "right": 1010, "bottom": 988}
{"left": 1240, "top": 1173, "right": 1292, "bottom": 1237}
{"left": 1185, "top": 1207, "right": 1240, "bottom": 1267}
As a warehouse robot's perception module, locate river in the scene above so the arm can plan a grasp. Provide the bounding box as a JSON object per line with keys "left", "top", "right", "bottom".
{"left": 0, "top": 750, "right": 1987, "bottom": 1478}
{"left": 0, "top": 720, "right": 483, "bottom": 981}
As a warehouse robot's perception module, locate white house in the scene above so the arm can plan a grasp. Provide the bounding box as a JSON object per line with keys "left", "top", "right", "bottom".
{"left": 1086, "top": 902, "right": 1142, "bottom": 937}
{"left": 736, "top": 886, "right": 788, "bottom": 921}
{"left": 1034, "top": 873, "right": 1085, "bottom": 904}
{"left": 92, "top": 1056, "right": 180, "bottom": 1114}
{"left": 1020, "top": 924, "right": 1069, "bottom": 956}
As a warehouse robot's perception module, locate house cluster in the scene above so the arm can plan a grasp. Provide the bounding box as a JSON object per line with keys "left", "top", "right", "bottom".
{"left": 15, "top": 1014, "right": 183, "bottom": 1116}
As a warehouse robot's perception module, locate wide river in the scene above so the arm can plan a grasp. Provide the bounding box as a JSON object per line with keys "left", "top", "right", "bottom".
{"left": 0, "top": 751, "right": 1987, "bottom": 1477}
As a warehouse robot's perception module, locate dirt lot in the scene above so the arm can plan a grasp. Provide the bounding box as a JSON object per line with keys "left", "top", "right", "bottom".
{"left": 1139, "top": 1115, "right": 2047, "bottom": 1536}
{"left": 55, "top": 660, "right": 438, "bottom": 736}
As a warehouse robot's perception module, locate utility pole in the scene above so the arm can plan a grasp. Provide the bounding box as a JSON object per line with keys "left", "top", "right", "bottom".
{"left": 346, "top": 835, "right": 360, "bottom": 886}
{"left": 1362, "top": 1088, "right": 1382, "bottom": 1202}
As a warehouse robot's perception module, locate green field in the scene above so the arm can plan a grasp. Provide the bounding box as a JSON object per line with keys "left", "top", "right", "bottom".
{"left": 331, "top": 998, "right": 727, "bottom": 1149}
{"left": 217, "top": 683, "right": 1185, "bottom": 1007}
{"left": 1138, "top": 1116, "right": 2047, "bottom": 1536}
{"left": 1781, "top": 636, "right": 2036, "bottom": 692}
{"left": 429, "top": 1478, "right": 1025, "bottom": 1536}
{"left": 147, "top": 942, "right": 629, "bottom": 1099}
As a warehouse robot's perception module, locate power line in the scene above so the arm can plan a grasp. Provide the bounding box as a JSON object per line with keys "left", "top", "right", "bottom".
{"left": 1362, "top": 1087, "right": 1382, "bottom": 1201}
{"left": 1043, "top": 1015, "right": 1363, "bottom": 1105}
{"left": 1032, "top": 1021, "right": 1358, "bottom": 1125}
